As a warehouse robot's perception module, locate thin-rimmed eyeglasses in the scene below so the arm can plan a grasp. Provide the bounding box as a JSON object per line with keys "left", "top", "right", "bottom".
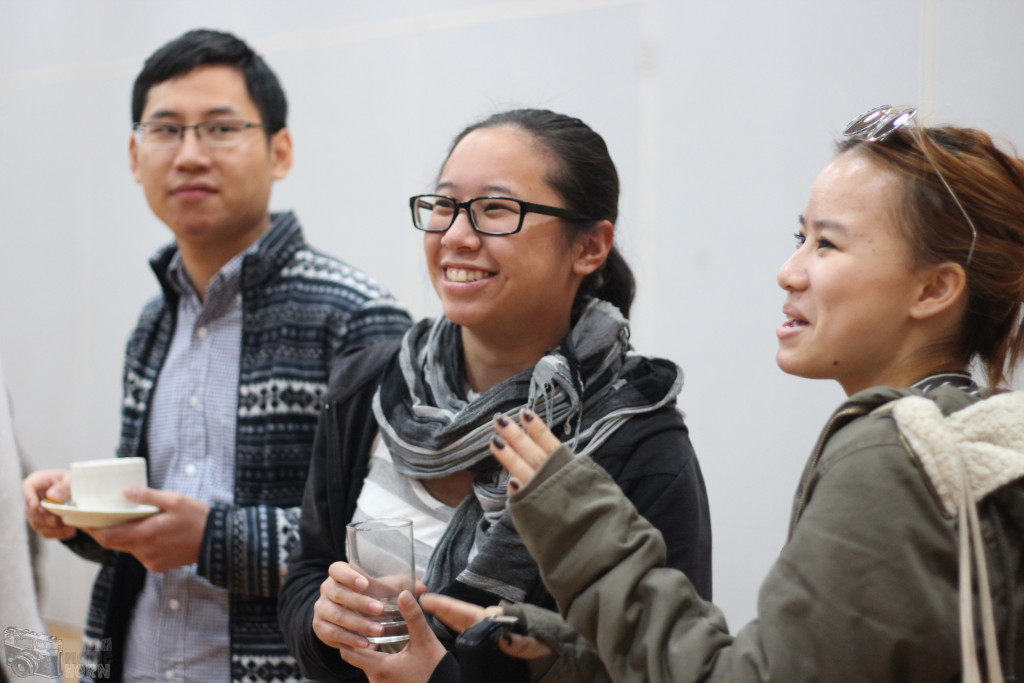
{"left": 133, "top": 120, "right": 266, "bottom": 148}
{"left": 843, "top": 105, "right": 978, "bottom": 265}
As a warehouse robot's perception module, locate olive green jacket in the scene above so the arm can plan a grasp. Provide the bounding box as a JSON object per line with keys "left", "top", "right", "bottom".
{"left": 508, "top": 385, "right": 1024, "bottom": 681}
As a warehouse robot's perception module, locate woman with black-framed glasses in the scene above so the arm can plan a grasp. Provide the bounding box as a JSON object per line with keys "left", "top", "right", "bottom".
{"left": 443, "top": 106, "right": 1024, "bottom": 682}
{"left": 278, "top": 108, "right": 712, "bottom": 683}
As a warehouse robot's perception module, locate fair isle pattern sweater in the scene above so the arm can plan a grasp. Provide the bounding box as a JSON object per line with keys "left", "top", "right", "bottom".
{"left": 64, "top": 212, "right": 412, "bottom": 683}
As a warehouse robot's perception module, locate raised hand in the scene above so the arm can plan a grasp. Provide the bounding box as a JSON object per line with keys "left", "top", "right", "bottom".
{"left": 490, "top": 409, "right": 562, "bottom": 493}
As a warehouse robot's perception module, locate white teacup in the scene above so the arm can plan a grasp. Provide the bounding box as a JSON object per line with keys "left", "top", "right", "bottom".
{"left": 70, "top": 457, "right": 147, "bottom": 510}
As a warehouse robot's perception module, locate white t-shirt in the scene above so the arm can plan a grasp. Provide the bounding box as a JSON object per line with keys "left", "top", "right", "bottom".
{"left": 349, "top": 435, "right": 459, "bottom": 578}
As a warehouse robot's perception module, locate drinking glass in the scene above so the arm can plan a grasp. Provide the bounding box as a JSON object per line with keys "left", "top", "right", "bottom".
{"left": 346, "top": 518, "right": 415, "bottom": 652}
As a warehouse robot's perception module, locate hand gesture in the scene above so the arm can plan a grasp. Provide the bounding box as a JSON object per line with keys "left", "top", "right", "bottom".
{"left": 490, "top": 409, "right": 562, "bottom": 494}
{"left": 420, "top": 593, "right": 551, "bottom": 660}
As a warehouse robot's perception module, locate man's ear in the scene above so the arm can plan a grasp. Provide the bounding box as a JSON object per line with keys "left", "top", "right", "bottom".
{"left": 129, "top": 134, "right": 141, "bottom": 183}
{"left": 572, "top": 220, "right": 615, "bottom": 276}
{"left": 909, "top": 261, "right": 967, "bottom": 320}
{"left": 269, "top": 128, "right": 293, "bottom": 180}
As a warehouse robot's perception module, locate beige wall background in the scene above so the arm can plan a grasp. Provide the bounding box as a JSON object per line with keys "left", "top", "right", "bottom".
{"left": 3, "top": 0, "right": 1024, "bottom": 634}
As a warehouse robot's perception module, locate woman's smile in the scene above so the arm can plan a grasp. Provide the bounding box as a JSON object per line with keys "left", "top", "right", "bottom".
{"left": 776, "top": 152, "right": 931, "bottom": 395}
{"left": 443, "top": 267, "right": 494, "bottom": 283}
{"left": 425, "top": 126, "right": 581, "bottom": 347}
{"left": 777, "top": 304, "right": 809, "bottom": 340}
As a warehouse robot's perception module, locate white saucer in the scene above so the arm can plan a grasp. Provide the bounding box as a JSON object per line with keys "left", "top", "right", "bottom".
{"left": 41, "top": 500, "right": 160, "bottom": 528}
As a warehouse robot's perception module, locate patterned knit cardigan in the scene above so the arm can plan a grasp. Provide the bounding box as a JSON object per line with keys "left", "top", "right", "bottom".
{"left": 64, "top": 212, "right": 412, "bottom": 682}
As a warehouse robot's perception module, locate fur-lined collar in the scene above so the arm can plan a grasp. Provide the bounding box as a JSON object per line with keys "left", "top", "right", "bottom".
{"left": 892, "top": 392, "right": 1024, "bottom": 516}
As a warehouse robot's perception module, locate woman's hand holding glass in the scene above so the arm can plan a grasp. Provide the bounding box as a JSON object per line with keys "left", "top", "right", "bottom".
{"left": 336, "top": 588, "right": 448, "bottom": 683}
{"left": 313, "top": 565, "right": 550, "bottom": 682}
{"left": 313, "top": 560, "right": 398, "bottom": 650}
{"left": 309, "top": 409, "right": 565, "bottom": 680}
{"left": 314, "top": 562, "right": 446, "bottom": 681}
{"left": 489, "top": 409, "right": 563, "bottom": 493}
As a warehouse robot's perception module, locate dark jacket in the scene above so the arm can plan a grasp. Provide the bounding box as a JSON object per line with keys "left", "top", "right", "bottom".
{"left": 278, "top": 339, "right": 712, "bottom": 682}
{"left": 63, "top": 213, "right": 412, "bottom": 683}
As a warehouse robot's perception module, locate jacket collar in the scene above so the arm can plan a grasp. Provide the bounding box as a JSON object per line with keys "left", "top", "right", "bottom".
{"left": 789, "top": 382, "right": 981, "bottom": 536}
{"left": 893, "top": 390, "right": 1024, "bottom": 515}
{"left": 148, "top": 211, "right": 304, "bottom": 307}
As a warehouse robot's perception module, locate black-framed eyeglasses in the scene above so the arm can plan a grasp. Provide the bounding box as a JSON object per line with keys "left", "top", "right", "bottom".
{"left": 409, "top": 194, "right": 592, "bottom": 236}
{"left": 843, "top": 104, "right": 978, "bottom": 264}
{"left": 133, "top": 120, "right": 266, "bottom": 148}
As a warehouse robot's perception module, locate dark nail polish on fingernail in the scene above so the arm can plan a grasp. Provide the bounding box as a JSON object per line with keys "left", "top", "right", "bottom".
{"left": 508, "top": 477, "right": 520, "bottom": 493}
{"left": 492, "top": 435, "right": 506, "bottom": 449}
{"left": 521, "top": 409, "right": 535, "bottom": 422}
{"left": 495, "top": 413, "right": 510, "bottom": 427}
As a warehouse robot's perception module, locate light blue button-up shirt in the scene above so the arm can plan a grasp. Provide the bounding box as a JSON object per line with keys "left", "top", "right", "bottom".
{"left": 123, "top": 244, "right": 253, "bottom": 683}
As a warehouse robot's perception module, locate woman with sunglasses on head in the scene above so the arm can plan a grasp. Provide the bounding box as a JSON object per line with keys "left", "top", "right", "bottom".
{"left": 277, "top": 108, "right": 712, "bottom": 682}
{"left": 461, "top": 106, "right": 1024, "bottom": 682}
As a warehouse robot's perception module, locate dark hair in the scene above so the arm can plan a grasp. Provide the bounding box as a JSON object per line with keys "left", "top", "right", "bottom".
{"left": 131, "top": 29, "right": 287, "bottom": 135}
{"left": 444, "top": 108, "right": 635, "bottom": 319}
{"left": 839, "top": 125, "right": 1024, "bottom": 388}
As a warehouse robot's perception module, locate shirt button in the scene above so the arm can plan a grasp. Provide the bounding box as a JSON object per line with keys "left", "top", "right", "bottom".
{"left": 168, "top": 599, "right": 180, "bottom": 611}
{"left": 184, "top": 464, "right": 197, "bottom": 476}
{"left": 165, "top": 670, "right": 174, "bottom": 680}
{"left": 190, "top": 395, "right": 199, "bottom": 408}
{"left": 196, "top": 326, "right": 209, "bottom": 340}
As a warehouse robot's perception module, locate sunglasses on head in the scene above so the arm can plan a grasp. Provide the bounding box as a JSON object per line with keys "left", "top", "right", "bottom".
{"left": 843, "top": 105, "right": 977, "bottom": 265}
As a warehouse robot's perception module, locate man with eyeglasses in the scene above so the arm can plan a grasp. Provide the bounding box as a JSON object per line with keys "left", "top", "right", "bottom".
{"left": 22, "top": 29, "right": 410, "bottom": 683}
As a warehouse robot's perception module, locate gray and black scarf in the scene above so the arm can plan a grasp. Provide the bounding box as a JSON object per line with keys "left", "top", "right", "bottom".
{"left": 371, "top": 299, "right": 682, "bottom": 609}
